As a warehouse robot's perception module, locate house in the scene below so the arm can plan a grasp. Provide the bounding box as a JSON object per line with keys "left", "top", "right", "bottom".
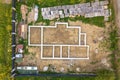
{"left": 60, "top": 14, "right": 65, "bottom": 18}
{"left": 65, "top": 5, "right": 70, "bottom": 9}
{"left": 65, "top": 13, "right": 70, "bottom": 17}
{"left": 59, "top": 10, "right": 63, "bottom": 15}
{"left": 57, "top": 6, "right": 62, "bottom": 9}
{"left": 61, "top": 6, "right": 66, "bottom": 9}
{"left": 41, "top": 0, "right": 110, "bottom": 21}
{"left": 85, "top": 13, "right": 94, "bottom": 18}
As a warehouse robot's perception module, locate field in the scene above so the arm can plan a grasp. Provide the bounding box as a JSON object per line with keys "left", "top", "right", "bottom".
{"left": 0, "top": 2, "right": 12, "bottom": 80}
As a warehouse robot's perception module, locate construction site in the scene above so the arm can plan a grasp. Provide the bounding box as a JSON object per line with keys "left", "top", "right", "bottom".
{"left": 16, "top": 21, "right": 112, "bottom": 73}
{"left": 11, "top": 0, "right": 113, "bottom": 76}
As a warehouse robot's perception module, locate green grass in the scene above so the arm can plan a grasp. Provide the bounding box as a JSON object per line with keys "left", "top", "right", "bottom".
{"left": 16, "top": 2, "right": 22, "bottom": 22}
{"left": 38, "top": 0, "right": 85, "bottom": 7}
{"left": 108, "top": 0, "right": 115, "bottom": 22}
{"left": 70, "top": 16, "right": 105, "bottom": 27}
{"left": 0, "top": 3, "right": 13, "bottom": 79}
{"left": 18, "top": 38, "right": 29, "bottom": 54}
{"left": 109, "top": 27, "right": 118, "bottom": 51}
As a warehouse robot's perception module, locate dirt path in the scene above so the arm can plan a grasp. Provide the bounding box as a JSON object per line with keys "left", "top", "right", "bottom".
{"left": 113, "top": 0, "right": 120, "bottom": 34}
{"left": 112, "top": 0, "right": 120, "bottom": 80}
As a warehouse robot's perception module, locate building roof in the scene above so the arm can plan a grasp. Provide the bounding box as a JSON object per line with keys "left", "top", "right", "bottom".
{"left": 16, "top": 44, "right": 24, "bottom": 53}
{"left": 41, "top": 0, "right": 110, "bottom": 20}
{"left": 16, "top": 44, "right": 23, "bottom": 49}
{"left": 16, "top": 54, "right": 23, "bottom": 58}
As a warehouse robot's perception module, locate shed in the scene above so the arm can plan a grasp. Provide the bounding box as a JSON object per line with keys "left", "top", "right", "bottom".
{"left": 16, "top": 44, "right": 24, "bottom": 53}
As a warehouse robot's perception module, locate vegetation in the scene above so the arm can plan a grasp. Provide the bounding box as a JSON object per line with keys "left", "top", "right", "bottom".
{"left": 70, "top": 16, "right": 105, "bottom": 27}
{"left": 16, "top": 0, "right": 105, "bottom": 27}
{"left": 18, "top": 38, "right": 29, "bottom": 54}
{"left": 108, "top": 25, "right": 119, "bottom": 80}
{"left": 109, "top": 27, "right": 118, "bottom": 51}
{"left": 108, "top": 0, "right": 115, "bottom": 22}
{"left": 15, "top": 69, "right": 115, "bottom": 80}
{"left": 0, "top": 3, "right": 13, "bottom": 80}
{"left": 16, "top": 2, "right": 22, "bottom": 22}
{"left": 107, "top": 0, "right": 120, "bottom": 80}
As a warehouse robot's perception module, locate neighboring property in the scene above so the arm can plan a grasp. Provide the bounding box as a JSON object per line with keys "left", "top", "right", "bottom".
{"left": 41, "top": 0, "right": 111, "bottom": 21}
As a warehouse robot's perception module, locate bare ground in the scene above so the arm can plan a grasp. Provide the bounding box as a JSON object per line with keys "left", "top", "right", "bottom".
{"left": 30, "top": 27, "right": 41, "bottom": 44}
{"left": 43, "top": 24, "right": 79, "bottom": 44}
{"left": 20, "top": 21, "right": 112, "bottom": 73}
